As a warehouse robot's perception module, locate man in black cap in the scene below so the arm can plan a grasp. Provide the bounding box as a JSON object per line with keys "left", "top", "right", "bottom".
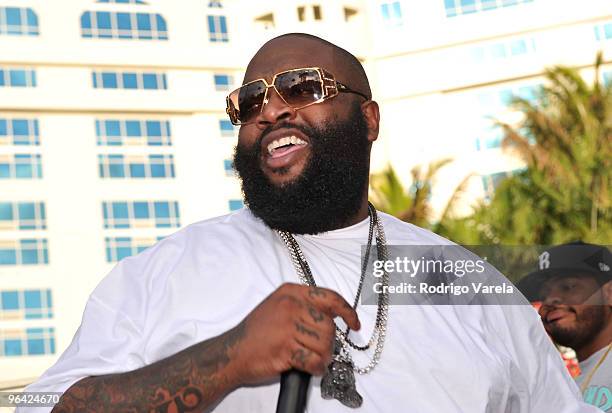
{"left": 518, "top": 242, "right": 612, "bottom": 411}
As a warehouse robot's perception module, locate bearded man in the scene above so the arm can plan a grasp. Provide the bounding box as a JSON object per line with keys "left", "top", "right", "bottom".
{"left": 518, "top": 242, "right": 612, "bottom": 411}
{"left": 21, "top": 34, "right": 598, "bottom": 413}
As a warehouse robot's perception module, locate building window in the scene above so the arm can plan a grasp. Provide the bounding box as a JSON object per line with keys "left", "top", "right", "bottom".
{"left": 219, "top": 119, "right": 235, "bottom": 137}
{"left": 475, "top": 84, "right": 540, "bottom": 114}
{"left": 469, "top": 37, "right": 536, "bottom": 63}
{"left": 208, "top": 1, "right": 223, "bottom": 7}
{"left": 0, "top": 154, "right": 42, "bottom": 179}
{"left": 0, "top": 202, "right": 46, "bottom": 230}
{"left": 594, "top": 22, "right": 612, "bottom": 42}
{"left": 96, "top": 119, "right": 172, "bottom": 146}
{"left": 0, "top": 68, "right": 36, "bottom": 88}
{"left": 214, "top": 74, "right": 232, "bottom": 91}
{"left": 0, "top": 289, "right": 53, "bottom": 320}
{"left": 105, "top": 236, "right": 160, "bottom": 262}
{"left": 92, "top": 70, "right": 167, "bottom": 90}
{"left": 254, "top": 13, "right": 275, "bottom": 29}
{"left": 102, "top": 201, "right": 180, "bottom": 229}
{"left": 481, "top": 170, "right": 517, "bottom": 199}
{"left": 98, "top": 154, "right": 175, "bottom": 178}
{"left": 228, "top": 199, "right": 243, "bottom": 211}
{"left": 0, "top": 327, "right": 55, "bottom": 356}
{"left": 207, "top": 15, "right": 228, "bottom": 42}
{"left": 380, "top": 2, "right": 402, "bottom": 25}
{"left": 81, "top": 11, "right": 167, "bottom": 40}
{"left": 0, "top": 239, "right": 49, "bottom": 265}
{"left": 444, "top": 0, "right": 533, "bottom": 17}
{"left": 97, "top": 0, "right": 148, "bottom": 4}
{"left": 297, "top": 5, "right": 324, "bottom": 21}
{"left": 224, "top": 159, "right": 234, "bottom": 176}
{"left": 475, "top": 128, "right": 503, "bottom": 151}
{"left": 0, "top": 118, "right": 39, "bottom": 145}
{"left": 344, "top": 7, "right": 358, "bottom": 22}
{"left": 0, "top": 7, "right": 39, "bottom": 36}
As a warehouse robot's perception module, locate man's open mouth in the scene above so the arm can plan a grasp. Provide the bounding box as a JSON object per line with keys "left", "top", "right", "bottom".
{"left": 267, "top": 135, "right": 308, "bottom": 158}
{"left": 259, "top": 128, "right": 311, "bottom": 171}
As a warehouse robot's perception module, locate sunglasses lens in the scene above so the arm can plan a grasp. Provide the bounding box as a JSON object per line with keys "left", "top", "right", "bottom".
{"left": 276, "top": 69, "right": 323, "bottom": 107}
{"left": 226, "top": 69, "right": 328, "bottom": 125}
{"left": 228, "top": 80, "right": 267, "bottom": 124}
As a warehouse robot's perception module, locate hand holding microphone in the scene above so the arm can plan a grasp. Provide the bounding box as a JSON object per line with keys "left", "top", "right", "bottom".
{"left": 227, "top": 283, "right": 360, "bottom": 412}
{"left": 276, "top": 369, "right": 311, "bottom": 413}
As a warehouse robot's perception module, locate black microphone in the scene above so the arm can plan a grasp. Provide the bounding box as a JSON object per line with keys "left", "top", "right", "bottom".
{"left": 276, "top": 369, "right": 311, "bottom": 413}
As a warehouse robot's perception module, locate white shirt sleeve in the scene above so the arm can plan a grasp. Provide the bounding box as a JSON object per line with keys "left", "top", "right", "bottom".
{"left": 529, "top": 326, "right": 600, "bottom": 412}
{"left": 16, "top": 249, "right": 156, "bottom": 413}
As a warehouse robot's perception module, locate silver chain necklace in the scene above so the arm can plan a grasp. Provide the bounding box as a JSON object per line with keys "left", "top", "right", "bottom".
{"left": 276, "top": 203, "right": 390, "bottom": 409}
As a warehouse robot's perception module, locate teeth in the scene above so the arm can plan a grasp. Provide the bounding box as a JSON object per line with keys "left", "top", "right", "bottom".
{"left": 267, "top": 135, "right": 307, "bottom": 154}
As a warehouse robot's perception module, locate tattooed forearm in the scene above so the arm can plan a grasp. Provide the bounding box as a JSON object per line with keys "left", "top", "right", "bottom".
{"left": 51, "top": 321, "right": 246, "bottom": 413}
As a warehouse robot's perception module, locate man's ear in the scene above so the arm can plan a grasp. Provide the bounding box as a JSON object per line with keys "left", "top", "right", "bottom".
{"left": 602, "top": 281, "right": 612, "bottom": 305}
{"left": 362, "top": 100, "right": 380, "bottom": 144}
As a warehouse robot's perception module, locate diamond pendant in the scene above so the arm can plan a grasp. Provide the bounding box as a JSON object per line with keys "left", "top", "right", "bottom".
{"left": 321, "top": 355, "right": 363, "bottom": 408}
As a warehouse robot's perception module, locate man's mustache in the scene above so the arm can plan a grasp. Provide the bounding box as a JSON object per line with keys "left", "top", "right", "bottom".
{"left": 540, "top": 304, "right": 575, "bottom": 319}
{"left": 260, "top": 123, "right": 313, "bottom": 144}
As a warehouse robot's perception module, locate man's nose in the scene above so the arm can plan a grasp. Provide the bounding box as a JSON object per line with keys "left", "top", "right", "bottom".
{"left": 256, "top": 87, "right": 296, "bottom": 127}
{"left": 541, "top": 289, "right": 563, "bottom": 306}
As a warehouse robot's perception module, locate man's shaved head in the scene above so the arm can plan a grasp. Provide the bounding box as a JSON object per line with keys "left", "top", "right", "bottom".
{"left": 244, "top": 33, "right": 371, "bottom": 99}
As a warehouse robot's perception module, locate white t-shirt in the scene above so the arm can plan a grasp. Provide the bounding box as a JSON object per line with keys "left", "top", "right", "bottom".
{"left": 576, "top": 345, "right": 612, "bottom": 411}
{"left": 21, "top": 209, "right": 598, "bottom": 412}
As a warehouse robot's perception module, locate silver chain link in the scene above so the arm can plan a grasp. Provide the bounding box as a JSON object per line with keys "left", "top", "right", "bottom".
{"left": 275, "top": 205, "right": 390, "bottom": 375}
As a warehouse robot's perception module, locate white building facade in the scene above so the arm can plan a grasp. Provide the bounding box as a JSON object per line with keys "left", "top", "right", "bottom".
{"left": 0, "top": 0, "right": 610, "bottom": 384}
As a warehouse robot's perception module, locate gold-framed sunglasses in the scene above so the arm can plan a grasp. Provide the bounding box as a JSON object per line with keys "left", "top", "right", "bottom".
{"left": 225, "top": 67, "right": 370, "bottom": 126}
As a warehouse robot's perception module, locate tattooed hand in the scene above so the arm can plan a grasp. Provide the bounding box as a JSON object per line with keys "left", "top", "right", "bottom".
{"left": 231, "top": 283, "right": 360, "bottom": 385}
{"left": 51, "top": 284, "right": 358, "bottom": 413}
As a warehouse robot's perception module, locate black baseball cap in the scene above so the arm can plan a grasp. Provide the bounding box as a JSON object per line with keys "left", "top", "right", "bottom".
{"left": 517, "top": 241, "right": 612, "bottom": 302}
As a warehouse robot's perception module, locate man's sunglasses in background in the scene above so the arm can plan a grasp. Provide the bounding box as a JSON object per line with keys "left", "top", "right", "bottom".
{"left": 225, "top": 67, "right": 370, "bottom": 125}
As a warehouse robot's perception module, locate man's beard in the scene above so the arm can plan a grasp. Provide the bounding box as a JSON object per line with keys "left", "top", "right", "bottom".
{"left": 233, "top": 102, "right": 370, "bottom": 234}
{"left": 547, "top": 305, "right": 607, "bottom": 350}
